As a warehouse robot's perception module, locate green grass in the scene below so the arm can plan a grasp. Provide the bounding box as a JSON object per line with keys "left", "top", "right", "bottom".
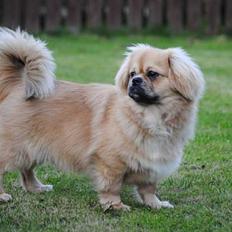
{"left": 0, "top": 34, "right": 232, "bottom": 232}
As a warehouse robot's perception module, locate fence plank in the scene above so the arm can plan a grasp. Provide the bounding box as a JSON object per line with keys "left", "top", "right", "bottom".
{"left": 24, "top": 0, "right": 40, "bottom": 33}
{"left": 45, "top": 0, "right": 62, "bottom": 32}
{"left": 2, "top": 0, "right": 21, "bottom": 29}
{"left": 106, "top": 0, "right": 123, "bottom": 30}
{"left": 225, "top": 0, "right": 232, "bottom": 33}
{"left": 205, "top": 0, "right": 221, "bottom": 34}
{"left": 186, "top": 0, "right": 202, "bottom": 31}
{"left": 86, "top": 0, "right": 102, "bottom": 29}
{"left": 0, "top": 1, "right": 2, "bottom": 23}
{"left": 66, "top": 0, "right": 82, "bottom": 33}
{"left": 167, "top": 0, "right": 183, "bottom": 33}
{"left": 0, "top": 0, "right": 230, "bottom": 35}
{"left": 147, "top": 0, "right": 163, "bottom": 28}
{"left": 128, "top": 0, "right": 144, "bottom": 30}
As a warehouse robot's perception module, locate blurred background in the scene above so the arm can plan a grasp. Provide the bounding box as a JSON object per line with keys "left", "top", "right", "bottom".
{"left": 0, "top": 0, "right": 231, "bottom": 35}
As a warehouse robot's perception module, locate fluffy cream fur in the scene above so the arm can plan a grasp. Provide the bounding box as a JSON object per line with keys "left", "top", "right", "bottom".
{"left": 0, "top": 28, "right": 205, "bottom": 211}
{"left": 0, "top": 28, "right": 55, "bottom": 100}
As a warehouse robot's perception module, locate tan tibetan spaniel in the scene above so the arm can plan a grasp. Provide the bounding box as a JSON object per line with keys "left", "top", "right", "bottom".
{"left": 0, "top": 28, "right": 205, "bottom": 211}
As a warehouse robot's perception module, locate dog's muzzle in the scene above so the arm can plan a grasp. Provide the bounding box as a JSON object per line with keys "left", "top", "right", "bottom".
{"left": 128, "top": 76, "right": 160, "bottom": 105}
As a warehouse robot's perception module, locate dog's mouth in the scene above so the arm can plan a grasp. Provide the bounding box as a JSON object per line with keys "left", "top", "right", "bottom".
{"left": 128, "top": 86, "right": 160, "bottom": 105}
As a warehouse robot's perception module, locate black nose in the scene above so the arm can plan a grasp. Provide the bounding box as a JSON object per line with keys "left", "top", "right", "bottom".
{"left": 132, "top": 77, "right": 143, "bottom": 85}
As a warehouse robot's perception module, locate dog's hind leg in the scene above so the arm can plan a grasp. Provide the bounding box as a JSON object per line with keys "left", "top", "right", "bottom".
{"left": 0, "top": 173, "right": 12, "bottom": 202}
{"left": 21, "top": 168, "right": 53, "bottom": 193}
{"left": 136, "top": 184, "right": 174, "bottom": 209}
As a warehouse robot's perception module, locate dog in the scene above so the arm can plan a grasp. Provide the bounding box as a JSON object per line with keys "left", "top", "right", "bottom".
{"left": 0, "top": 28, "right": 205, "bottom": 211}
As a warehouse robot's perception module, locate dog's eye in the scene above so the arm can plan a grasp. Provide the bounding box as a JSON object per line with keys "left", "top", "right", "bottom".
{"left": 130, "top": 71, "right": 136, "bottom": 78}
{"left": 147, "top": 71, "right": 159, "bottom": 80}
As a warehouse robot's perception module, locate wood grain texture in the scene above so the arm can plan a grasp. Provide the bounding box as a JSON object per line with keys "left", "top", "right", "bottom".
{"left": 2, "top": 0, "right": 21, "bottom": 29}
{"left": 147, "top": 0, "right": 163, "bottom": 28}
{"left": 106, "top": 0, "right": 123, "bottom": 30}
{"left": 225, "top": 0, "right": 232, "bottom": 33}
{"left": 86, "top": 0, "right": 102, "bottom": 29}
{"left": 24, "top": 0, "right": 40, "bottom": 33}
{"left": 204, "top": 0, "right": 222, "bottom": 34}
{"left": 186, "top": 0, "right": 202, "bottom": 31}
{"left": 167, "top": 0, "right": 183, "bottom": 33}
{"left": 128, "top": 0, "right": 144, "bottom": 30}
{"left": 66, "top": 0, "right": 82, "bottom": 33}
{"left": 45, "top": 0, "right": 62, "bottom": 32}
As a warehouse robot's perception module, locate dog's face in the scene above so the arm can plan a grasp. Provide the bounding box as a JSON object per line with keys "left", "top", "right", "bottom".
{"left": 115, "top": 44, "right": 205, "bottom": 105}
{"left": 127, "top": 47, "right": 170, "bottom": 105}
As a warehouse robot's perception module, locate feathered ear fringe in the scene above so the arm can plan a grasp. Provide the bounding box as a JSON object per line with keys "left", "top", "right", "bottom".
{"left": 114, "top": 56, "right": 130, "bottom": 94}
{"left": 167, "top": 48, "right": 205, "bottom": 102}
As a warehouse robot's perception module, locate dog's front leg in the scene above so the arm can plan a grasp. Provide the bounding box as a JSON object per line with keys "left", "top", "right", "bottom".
{"left": 90, "top": 160, "right": 130, "bottom": 211}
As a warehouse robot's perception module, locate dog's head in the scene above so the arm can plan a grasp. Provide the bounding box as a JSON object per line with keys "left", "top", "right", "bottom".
{"left": 115, "top": 44, "right": 205, "bottom": 105}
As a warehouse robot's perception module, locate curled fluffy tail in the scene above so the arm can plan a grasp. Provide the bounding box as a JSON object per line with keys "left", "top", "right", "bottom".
{"left": 0, "top": 28, "right": 56, "bottom": 100}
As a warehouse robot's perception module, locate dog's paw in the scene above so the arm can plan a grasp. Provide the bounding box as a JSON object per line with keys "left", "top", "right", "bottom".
{"left": 0, "top": 193, "right": 12, "bottom": 202}
{"left": 33, "top": 184, "right": 53, "bottom": 193}
{"left": 26, "top": 184, "right": 53, "bottom": 193}
{"left": 39, "top": 184, "right": 53, "bottom": 192}
{"left": 159, "top": 200, "right": 174, "bottom": 208}
{"left": 143, "top": 194, "right": 174, "bottom": 209}
{"left": 111, "top": 202, "right": 131, "bottom": 211}
{"left": 102, "top": 201, "right": 131, "bottom": 212}
{"left": 149, "top": 200, "right": 174, "bottom": 209}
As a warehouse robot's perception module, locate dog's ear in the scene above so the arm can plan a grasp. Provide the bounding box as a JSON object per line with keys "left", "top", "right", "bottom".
{"left": 115, "top": 56, "right": 130, "bottom": 94}
{"left": 168, "top": 48, "right": 205, "bottom": 101}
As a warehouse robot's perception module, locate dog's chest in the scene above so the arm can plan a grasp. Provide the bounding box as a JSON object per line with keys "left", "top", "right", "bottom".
{"left": 143, "top": 153, "right": 181, "bottom": 182}
{"left": 135, "top": 141, "right": 182, "bottom": 182}
{"left": 119, "top": 105, "right": 184, "bottom": 182}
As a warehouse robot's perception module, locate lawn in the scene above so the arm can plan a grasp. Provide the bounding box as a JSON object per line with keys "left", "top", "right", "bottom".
{"left": 0, "top": 34, "right": 231, "bottom": 232}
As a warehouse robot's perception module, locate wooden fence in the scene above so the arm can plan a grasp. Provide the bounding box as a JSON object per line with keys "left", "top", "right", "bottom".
{"left": 0, "top": 0, "right": 231, "bottom": 34}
